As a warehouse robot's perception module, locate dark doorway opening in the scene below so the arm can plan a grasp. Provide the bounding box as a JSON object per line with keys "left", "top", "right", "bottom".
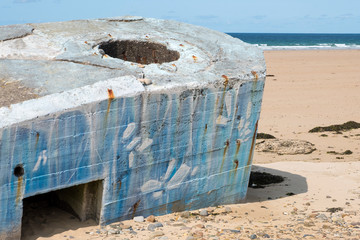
{"left": 21, "top": 180, "right": 103, "bottom": 240}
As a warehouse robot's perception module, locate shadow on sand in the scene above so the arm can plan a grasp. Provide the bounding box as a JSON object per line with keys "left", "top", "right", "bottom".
{"left": 245, "top": 165, "right": 308, "bottom": 203}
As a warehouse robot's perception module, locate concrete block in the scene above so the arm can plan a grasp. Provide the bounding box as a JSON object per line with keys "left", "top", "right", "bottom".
{"left": 0, "top": 16, "right": 265, "bottom": 239}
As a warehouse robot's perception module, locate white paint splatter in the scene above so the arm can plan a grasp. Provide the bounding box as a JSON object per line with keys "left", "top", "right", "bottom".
{"left": 216, "top": 115, "right": 229, "bottom": 126}
{"left": 225, "top": 92, "right": 232, "bottom": 116}
{"left": 141, "top": 180, "right": 162, "bottom": 193}
{"left": 122, "top": 122, "right": 136, "bottom": 140}
{"left": 166, "top": 163, "right": 191, "bottom": 190}
{"left": 191, "top": 166, "right": 199, "bottom": 176}
{"left": 126, "top": 137, "right": 141, "bottom": 151}
{"left": 129, "top": 151, "right": 134, "bottom": 168}
{"left": 137, "top": 138, "right": 153, "bottom": 152}
{"left": 33, "top": 150, "right": 47, "bottom": 172}
{"left": 163, "top": 158, "right": 176, "bottom": 181}
{"left": 152, "top": 191, "right": 163, "bottom": 200}
{"left": 246, "top": 101, "right": 252, "bottom": 120}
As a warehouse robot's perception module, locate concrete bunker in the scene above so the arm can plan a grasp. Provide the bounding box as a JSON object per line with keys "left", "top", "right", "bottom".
{"left": 98, "top": 40, "right": 180, "bottom": 64}
{"left": 0, "top": 17, "right": 266, "bottom": 240}
{"left": 21, "top": 180, "right": 103, "bottom": 238}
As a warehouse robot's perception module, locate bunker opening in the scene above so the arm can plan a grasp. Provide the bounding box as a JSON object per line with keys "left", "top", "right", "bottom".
{"left": 21, "top": 180, "right": 103, "bottom": 239}
{"left": 99, "top": 40, "right": 180, "bottom": 64}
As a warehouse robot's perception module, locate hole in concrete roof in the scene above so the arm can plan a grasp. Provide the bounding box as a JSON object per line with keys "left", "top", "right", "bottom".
{"left": 99, "top": 40, "right": 180, "bottom": 64}
{"left": 21, "top": 180, "right": 103, "bottom": 239}
{"left": 14, "top": 164, "right": 24, "bottom": 178}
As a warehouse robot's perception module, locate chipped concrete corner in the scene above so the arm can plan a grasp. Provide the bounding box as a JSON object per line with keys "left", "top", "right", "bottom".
{"left": 0, "top": 16, "right": 265, "bottom": 239}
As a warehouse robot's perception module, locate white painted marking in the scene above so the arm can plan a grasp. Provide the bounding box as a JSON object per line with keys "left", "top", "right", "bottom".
{"left": 216, "top": 115, "right": 229, "bottom": 126}
{"left": 141, "top": 180, "right": 162, "bottom": 193}
{"left": 164, "top": 158, "right": 176, "bottom": 181}
{"left": 33, "top": 150, "right": 47, "bottom": 172}
{"left": 166, "top": 163, "right": 191, "bottom": 190}
{"left": 129, "top": 151, "right": 134, "bottom": 168}
{"left": 191, "top": 166, "right": 199, "bottom": 176}
{"left": 137, "top": 138, "right": 153, "bottom": 152}
{"left": 225, "top": 92, "right": 232, "bottom": 116}
{"left": 126, "top": 137, "right": 141, "bottom": 151}
{"left": 122, "top": 122, "right": 136, "bottom": 140}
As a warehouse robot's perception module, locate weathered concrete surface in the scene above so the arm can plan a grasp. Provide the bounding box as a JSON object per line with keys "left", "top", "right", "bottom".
{"left": 0, "top": 16, "right": 265, "bottom": 239}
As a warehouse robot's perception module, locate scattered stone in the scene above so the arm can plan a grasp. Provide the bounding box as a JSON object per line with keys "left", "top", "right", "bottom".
{"left": 263, "top": 233, "right": 270, "bottom": 238}
{"left": 303, "top": 234, "right": 315, "bottom": 238}
{"left": 122, "top": 224, "right": 132, "bottom": 229}
{"left": 224, "top": 206, "right": 232, "bottom": 213}
{"left": 304, "top": 221, "right": 315, "bottom": 227}
{"left": 134, "top": 216, "right": 145, "bottom": 222}
{"left": 195, "top": 223, "right": 205, "bottom": 228}
{"left": 199, "top": 209, "right": 208, "bottom": 216}
{"left": 180, "top": 211, "right": 191, "bottom": 218}
{"left": 147, "top": 215, "right": 156, "bottom": 222}
{"left": 185, "top": 236, "right": 196, "bottom": 240}
{"left": 256, "top": 139, "right": 316, "bottom": 155}
{"left": 193, "top": 230, "right": 204, "bottom": 238}
{"left": 249, "top": 234, "right": 257, "bottom": 239}
{"left": 148, "top": 222, "right": 164, "bottom": 231}
{"left": 150, "top": 231, "right": 164, "bottom": 238}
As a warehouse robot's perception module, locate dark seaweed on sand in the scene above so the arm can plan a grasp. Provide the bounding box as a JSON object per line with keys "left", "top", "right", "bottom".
{"left": 309, "top": 121, "right": 360, "bottom": 133}
{"left": 257, "top": 133, "right": 276, "bottom": 139}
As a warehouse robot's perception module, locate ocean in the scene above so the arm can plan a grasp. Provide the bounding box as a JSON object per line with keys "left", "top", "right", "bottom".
{"left": 228, "top": 33, "right": 360, "bottom": 50}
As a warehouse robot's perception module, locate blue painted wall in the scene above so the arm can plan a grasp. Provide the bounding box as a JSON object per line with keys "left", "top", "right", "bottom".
{"left": 0, "top": 78, "right": 264, "bottom": 239}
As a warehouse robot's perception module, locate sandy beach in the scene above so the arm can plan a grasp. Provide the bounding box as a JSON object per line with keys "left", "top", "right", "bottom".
{"left": 21, "top": 50, "right": 360, "bottom": 240}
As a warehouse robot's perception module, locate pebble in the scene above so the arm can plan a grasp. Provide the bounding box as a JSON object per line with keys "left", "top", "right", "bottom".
{"left": 150, "top": 231, "right": 165, "bottom": 238}
{"left": 185, "top": 236, "right": 196, "bottom": 240}
{"left": 199, "top": 209, "right": 208, "bottom": 216}
{"left": 225, "top": 206, "right": 232, "bottom": 213}
{"left": 148, "top": 222, "right": 164, "bottom": 231}
{"left": 134, "top": 216, "right": 145, "bottom": 222}
{"left": 180, "top": 211, "right": 191, "bottom": 218}
{"left": 193, "top": 230, "right": 204, "bottom": 237}
{"left": 249, "top": 234, "right": 257, "bottom": 239}
{"left": 147, "top": 215, "right": 156, "bottom": 222}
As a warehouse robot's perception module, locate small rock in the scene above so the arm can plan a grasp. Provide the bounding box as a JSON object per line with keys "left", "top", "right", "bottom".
{"left": 159, "top": 237, "right": 169, "bottom": 240}
{"left": 225, "top": 206, "right": 232, "bottom": 213}
{"left": 193, "top": 230, "right": 204, "bottom": 237}
{"left": 150, "top": 231, "right": 164, "bottom": 238}
{"left": 263, "top": 233, "right": 270, "bottom": 238}
{"left": 122, "top": 224, "right": 132, "bottom": 229}
{"left": 180, "top": 211, "right": 191, "bottom": 218}
{"left": 303, "top": 234, "right": 315, "bottom": 238}
{"left": 147, "top": 222, "right": 163, "bottom": 231}
{"left": 195, "top": 223, "right": 205, "bottom": 228}
{"left": 199, "top": 209, "right": 208, "bottom": 216}
{"left": 185, "top": 236, "right": 196, "bottom": 240}
{"left": 249, "top": 234, "right": 257, "bottom": 239}
{"left": 316, "top": 214, "right": 328, "bottom": 221}
{"left": 304, "top": 221, "right": 315, "bottom": 227}
{"left": 147, "top": 215, "right": 156, "bottom": 222}
{"left": 134, "top": 216, "right": 145, "bottom": 222}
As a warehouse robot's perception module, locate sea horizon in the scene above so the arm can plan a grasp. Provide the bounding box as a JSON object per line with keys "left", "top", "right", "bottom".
{"left": 228, "top": 32, "right": 360, "bottom": 50}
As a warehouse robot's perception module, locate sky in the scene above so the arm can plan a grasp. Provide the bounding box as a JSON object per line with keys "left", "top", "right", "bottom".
{"left": 1, "top": 0, "right": 360, "bottom": 33}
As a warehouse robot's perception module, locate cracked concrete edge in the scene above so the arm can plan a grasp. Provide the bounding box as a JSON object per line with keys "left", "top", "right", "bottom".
{"left": 0, "top": 24, "right": 34, "bottom": 41}
{"left": 0, "top": 76, "right": 144, "bottom": 129}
